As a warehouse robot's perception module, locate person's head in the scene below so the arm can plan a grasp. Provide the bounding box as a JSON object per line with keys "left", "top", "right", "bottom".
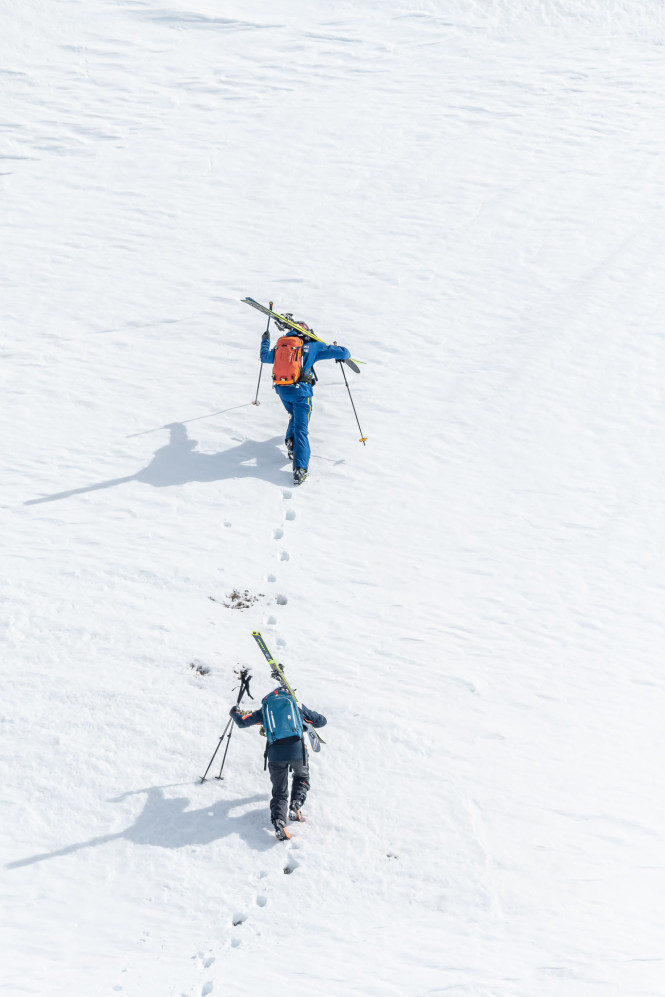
{"left": 275, "top": 313, "right": 313, "bottom": 342}
{"left": 293, "top": 321, "right": 313, "bottom": 343}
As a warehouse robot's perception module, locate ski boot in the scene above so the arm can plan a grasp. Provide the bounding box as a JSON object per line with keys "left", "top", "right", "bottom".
{"left": 288, "top": 800, "right": 305, "bottom": 822}
{"left": 285, "top": 437, "right": 294, "bottom": 461}
{"left": 293, "top": 467, "right": 308, "bottom": 486}
{"left": 272, "top": 818, "right": 291, "bottom": 841}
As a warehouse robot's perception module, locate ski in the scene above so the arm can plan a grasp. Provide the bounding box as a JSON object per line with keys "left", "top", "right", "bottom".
{"left": 251, "top": 631, "right": 324, "bottom": 751}
{"left": 243, "top": 298, "right": 327, "bottom": 344}
{"left": 242, "top": 297, "right": 362, "bottom": 373}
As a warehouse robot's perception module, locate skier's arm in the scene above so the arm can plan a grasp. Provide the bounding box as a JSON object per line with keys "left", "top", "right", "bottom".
{"left": 230, "top": 707, "right": 263, "bottom": 728}
{"left": 308, "top": 341, "right": 350, "bottom": 363}
{"left": 300, "top": 705, "right": 327, "bottom": 729}
{"left": 260, "top": 340, "right": 275, "bottom": 363}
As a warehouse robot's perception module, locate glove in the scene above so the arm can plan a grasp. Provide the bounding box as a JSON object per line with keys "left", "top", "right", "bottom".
{"left": 261, "top": 331, "right": 270, "bottom": 341}
{"left": 229, "top": 705, "right": 240, "bottom": 718}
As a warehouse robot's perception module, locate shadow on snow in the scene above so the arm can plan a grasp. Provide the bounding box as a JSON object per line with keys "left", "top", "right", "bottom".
{"left": 7, "top": 786, "right": 274, "bottom": 868}
{"left": 25, "top": 423, "right": 291, "bottom": 505}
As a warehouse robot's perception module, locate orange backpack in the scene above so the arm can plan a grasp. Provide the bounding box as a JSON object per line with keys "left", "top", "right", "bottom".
{"left": 272, "top": 336, "right": 303, "bottom": 386}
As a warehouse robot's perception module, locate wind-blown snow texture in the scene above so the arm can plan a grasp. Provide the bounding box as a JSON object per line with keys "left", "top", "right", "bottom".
{"left": 3, "top": 1, "right": 665, "bottom": 995}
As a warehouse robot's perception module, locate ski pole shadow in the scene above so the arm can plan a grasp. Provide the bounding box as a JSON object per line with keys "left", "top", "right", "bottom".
{"left": 6, "top": 785, "right": 274, "bottom": 869}
{"left": 24, "top": 424, "right": 291, "bottom": 505}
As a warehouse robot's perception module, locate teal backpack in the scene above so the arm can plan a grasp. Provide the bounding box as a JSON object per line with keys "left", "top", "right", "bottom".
{"left": 261, "top": 687, "right": 304, "bottom": 745}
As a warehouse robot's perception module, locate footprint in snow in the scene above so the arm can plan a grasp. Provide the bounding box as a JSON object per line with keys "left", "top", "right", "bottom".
{"left": 193, "top": 951, "right": 214, "bottom": 966}
{"left": 273, "top": 528, "right": 284, "bottom": 540}
{"left": 282, "top": 489, "right": 292, "bottom": 500}
{"left": 280, "top": 550, "right": 290, "bottom": 561}
{"left": 202, "top": 983, "right": 214, "bottom": 996}
{"left": 231, "top": 912, "right": 247, "bottom": 926}
{"left": 275, "top": 594, "right": 288, "bottom": 605}
{"left": 285, "top": 509, "right": 296, "bottom": 521}
{"left": 256, "top": 895, "right": 267, "bottom": 907}
{"left": 266, "top": 573, "right": 276, "bottom": 582}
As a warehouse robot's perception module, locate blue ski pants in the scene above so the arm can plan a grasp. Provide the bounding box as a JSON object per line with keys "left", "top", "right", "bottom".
{"left": 277, "top": 391, "right": 313, "bottom": 470}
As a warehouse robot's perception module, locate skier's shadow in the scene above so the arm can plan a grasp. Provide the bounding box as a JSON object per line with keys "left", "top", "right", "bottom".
{"left": 25, "top": 424, "right": 290, "bottom": 505}
{"left": 6, "top": 786, "right": 274, "bottom": 869}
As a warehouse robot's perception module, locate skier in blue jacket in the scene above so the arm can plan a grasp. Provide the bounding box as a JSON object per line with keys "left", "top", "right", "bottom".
{"left": 260, "top": 318, "right": 350, "bottom": 485}
{"left": 230, "top": 696, "right": 327, "bottom": 840}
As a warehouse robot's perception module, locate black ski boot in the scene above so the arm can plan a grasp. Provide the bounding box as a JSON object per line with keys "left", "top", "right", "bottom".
{"left": 293, "top": 467, "right": 308, "bottom": 486}
{"left": 272, "top": 818, "right": 291, "bottom": 841}
{"left": 288, "top": 800, "right": 305, "bottom": 822}
{"left": 285, "top": 437, "right": 294, "bottom": 461}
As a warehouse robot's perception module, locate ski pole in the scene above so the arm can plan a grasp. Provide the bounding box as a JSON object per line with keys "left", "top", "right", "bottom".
{"left": 216, "top": 667, "right": 253, "bottom": 780}
{"left": 252, "top": 301, "right": 273, "bottom": 406}
{"left": 199, "top": 668, "right": 253, "bottom": 783}
{"left": 339, "top": 361, "right": 367, "bottom": 445}
{"left": 215, "top": 721, "right": 236, "bottom": 780}
{"left": 200, "top": 723, "right": 229, "bottom": 783}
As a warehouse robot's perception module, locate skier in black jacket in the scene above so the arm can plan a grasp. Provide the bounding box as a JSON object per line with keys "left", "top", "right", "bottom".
{"left": 230, "top": 697, "right": 327, "bottom": 840}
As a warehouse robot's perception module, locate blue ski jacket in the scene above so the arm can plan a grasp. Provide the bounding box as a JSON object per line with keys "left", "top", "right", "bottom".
{"left": 260, "top": 338, "right": 350, "bottom": 399}
{"left": 231, "top": 703, "right": 327, "bottom": 763}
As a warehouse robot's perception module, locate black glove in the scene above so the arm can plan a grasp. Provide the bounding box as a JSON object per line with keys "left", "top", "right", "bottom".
{"left": 229, "top": 705, "right": 240, "bottom": 718}
{"left": 261, "top": 331, "right": 270, "bottom": 341}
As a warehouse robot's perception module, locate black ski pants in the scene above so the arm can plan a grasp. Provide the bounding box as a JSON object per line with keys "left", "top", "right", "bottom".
{"left": 268, "top": 758, "right": 310, "bottom": 824}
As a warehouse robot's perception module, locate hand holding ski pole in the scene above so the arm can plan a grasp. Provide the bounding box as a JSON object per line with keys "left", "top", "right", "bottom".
{"left": 200, "top": 667, "right": 253, "bottom": 782}
{"left": 252, "top": 301, "right": 273, "bottom": 406}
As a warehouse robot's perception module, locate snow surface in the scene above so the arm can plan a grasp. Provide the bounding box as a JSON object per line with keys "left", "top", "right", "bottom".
{"left": 3, "top": 1, "right": 665, "bottom": 994}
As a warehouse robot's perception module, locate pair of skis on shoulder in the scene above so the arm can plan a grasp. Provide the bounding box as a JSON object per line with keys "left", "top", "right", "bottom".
{"left": 242, "top": 297, "right": 362, "bottom": 374}
{"left": 252, "top": 630, "right": 324, "bottom": 753}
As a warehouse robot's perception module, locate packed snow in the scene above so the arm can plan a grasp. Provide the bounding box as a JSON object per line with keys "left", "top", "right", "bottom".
{"left": 3, "top": 1, "right": 665, "bottom": 994}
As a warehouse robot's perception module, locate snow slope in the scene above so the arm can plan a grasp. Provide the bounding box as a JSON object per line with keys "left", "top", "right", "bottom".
{"left": 3, "top": 1, "right": 665, "bottom": 994}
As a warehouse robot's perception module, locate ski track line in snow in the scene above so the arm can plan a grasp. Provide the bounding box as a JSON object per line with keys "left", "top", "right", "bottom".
{"left": 267, "top": 482, "right": 298, "bottom": 611}
{"left": 188, "top": 467, "right": 306, "bottom": 981}
{"left": 185, "top": 837, "right": 305, "bottom": 992}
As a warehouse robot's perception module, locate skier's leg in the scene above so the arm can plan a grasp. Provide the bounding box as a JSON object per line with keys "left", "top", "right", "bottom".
{"left": 277, "top": 394, "right": 295, "bottom": 451}
{"left": 289, "top": 756, "right": 311, "bottom": 809}
{"left": 284, "top": 413, "right": 295, "bottom": 447}
{"left": 292, "top": 396, "right": 312, "bottom": 471}
{"left": 268, "top": 761, "right": 290, "bottom": 825}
